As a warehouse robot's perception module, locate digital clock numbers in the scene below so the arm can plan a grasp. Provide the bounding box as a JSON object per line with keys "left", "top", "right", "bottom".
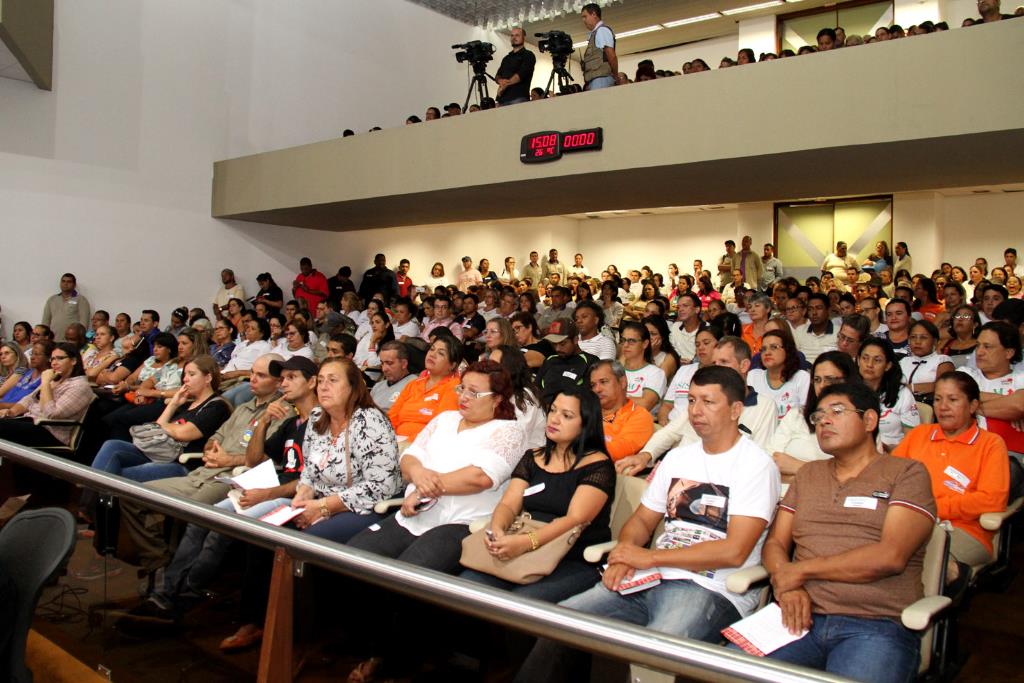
{"left": 520, "top": 127, "right": 603, "bottom": 163}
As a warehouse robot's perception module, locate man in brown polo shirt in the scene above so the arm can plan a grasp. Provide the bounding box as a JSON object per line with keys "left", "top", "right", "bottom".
{"left": 760, "top": 382, "right": 936, "bottom": 683}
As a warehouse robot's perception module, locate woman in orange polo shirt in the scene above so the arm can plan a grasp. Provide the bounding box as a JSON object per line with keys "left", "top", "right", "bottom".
{"left": 893, "top": 371, "right": 1009, "bottom": 580}
{"left": 388, "top": 335, "right": 461, "bottom": 440}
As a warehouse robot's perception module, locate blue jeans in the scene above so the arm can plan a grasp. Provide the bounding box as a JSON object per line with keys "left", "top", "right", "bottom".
{"left": 302, "top": 510, "right": 384, "bottom": 544}
{"left": 160, "top": 497, "right": 290, "bottom": 601}
{"left": 766, "top": 614, "right": 920, "bottom": 683}
{"left": 513, "top": 579, "right": 740, "bottom": 683}
{"left": 459, "top": 560, "right": 600, "bottom": 603}
{"left": 91, "top": 439, "right": 187, "bottom": 482}
{"left": 586, "top": 75, "right": 615, "bottom": 90}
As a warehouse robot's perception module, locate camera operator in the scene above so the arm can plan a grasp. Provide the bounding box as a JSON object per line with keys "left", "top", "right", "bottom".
{"left": 580, "top": 2, "right": 623, "bottom": 89}
{"left": 495, "top": 27, "right": 536, "bottom": 106}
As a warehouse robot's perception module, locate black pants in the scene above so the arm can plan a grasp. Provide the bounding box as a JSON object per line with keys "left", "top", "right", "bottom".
{"left": 347, "top": 515, "right": 470, "bottom": 573}
{"left": 0, "top": 418, "right": 64, "bottom": 448}
{"left": 101, "top": 401, "right": 165, "bottom": 442}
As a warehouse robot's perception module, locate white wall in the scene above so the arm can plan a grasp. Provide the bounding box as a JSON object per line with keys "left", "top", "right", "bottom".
{"left": 0, "top": 0, "right": 525, "bottom": 331}
{"left": 941, "top": 192, "right": 1024, "bottom": 269}
{"left": 738, "top": 16, "right": 778, "bottom": 58}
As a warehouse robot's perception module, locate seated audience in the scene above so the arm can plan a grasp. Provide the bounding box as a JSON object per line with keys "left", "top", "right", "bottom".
{"left": 101, "top": 332, "right": 182, "bottom": 440}
{"left": 349, "top": 360, "right": 524, "bottom": 572}
{"left": 209, "top": 318, "right": 237, "bottom": 368}
{"left": 353, "top": 310, "right": 394, "bottom": 379}
{"left": 747, "top": 329, "right": 811, "bottom": 421}
{"left": 221, "top": 318, "right": 273, "bottom": 406}
{"left": 617, "top": 321, "right": 666, "bottom": 413}
{"left": 879, "top": 298, "right": 913, "bottom": 357}
{"left": 535, "top": 319, "right": 599, "bottom": 401}
{"left": 511, "top": 312, "right": 554, "bottom": 369}
{"left": 760, "top": 382, "right": 936, "bottom": 683}
{"left": 0, "top": 340, "right": 52, "bottom": 407}
{"left": 274, "top": 318, "right": 315, "bottom": 361}
{"left": 0, "top": 341, "right": 30, "bottom": 399}
{"left": 460, "top": 386, "right": 613, "bottom": 601}
{"left": 369, "top": 341, "right": 416, "bottom": 412}
{"left": 658, "top": 326, "right": 719, "bottom": 425}
{"left": 769, "top": 351, "right": 861, "bottom": 480}
{"left": 901, "top": 319, "right": 954, "bottom": 401}
{"left": 0, "top": 342, "right": 93, "bottom": 450}
{"left": 894, "top": 371, "right": 1009, "bottom": 588}
{"left": 82, "top": 325, "right": 119, "bottom": 381}
{"left": 741, "top": 293, "right": 772, "bottom": 354}
{"left": 857, "top": 338, "right": 920, "bottom": 450}
{"left": 589, "top": 360, "right": 655, "bottom": 462}
{"left": 575, "top": 301, "right": 615, "bottom": 360}
{"left": 88, "top": 355, "right": 231, "bottom": 483}
{"left": 388, "top": 335, "right": 461, "bottom": 440}
{"left": 644, "top": 315, "right": 680, "bottom": 383}
{"left": 420, "top": 295, "right": 463, "bottom": 341}
{"left": 478, "top": 317, "right": 516, "bottom": 363}
{"left": 515, "top": 366, "right": 780, "bottom": 682}
{"left": 493, "top": 345, "right": 546, "bottom": 449}
{"left": 618, "top": 336, "right": 776, "bottom": 475}
{"left": 942, "top": 304, "right": 980, "bottom": 364}
{"left": 795, "top": 293, "right": 838, "bottom": 363}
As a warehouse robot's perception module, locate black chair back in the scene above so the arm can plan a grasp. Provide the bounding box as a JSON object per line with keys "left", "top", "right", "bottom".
{"left": 0, "top": 507, "right": 76, "bottom": 683}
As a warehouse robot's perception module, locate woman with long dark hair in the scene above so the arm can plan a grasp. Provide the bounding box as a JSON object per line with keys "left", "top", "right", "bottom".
{"left": 746, "top": 329, "right": 810, "bottom": 421}
{"left": 494, "top": 345, "right": 545, "bottom": 449}
{"left": 858, "top": 338, "right": 919, "bottom": 451}
{"left": 460, "top": 385, "right": 614, "bottom": 601}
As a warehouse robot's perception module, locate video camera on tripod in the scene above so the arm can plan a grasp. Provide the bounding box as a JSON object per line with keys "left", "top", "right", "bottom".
{"left": 452, "top": 41, "right": 497, "bottom": 111}
{"left": 535, "top": 30, "right": 576, "bottom": 94}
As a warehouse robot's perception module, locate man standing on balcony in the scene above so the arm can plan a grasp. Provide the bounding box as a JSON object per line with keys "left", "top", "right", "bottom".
{"left": 580, "top": 3, "right": 623, "bottom": 90}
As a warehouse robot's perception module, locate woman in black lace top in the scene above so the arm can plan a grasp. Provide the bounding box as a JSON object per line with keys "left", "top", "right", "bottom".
{"left": 460, "top": 385, "right": 615, "bottom": 602}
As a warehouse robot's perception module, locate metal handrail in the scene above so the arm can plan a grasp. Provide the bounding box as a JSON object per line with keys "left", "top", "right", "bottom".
{"left": 0, "top": 440, "right": 846, "bottom": 682}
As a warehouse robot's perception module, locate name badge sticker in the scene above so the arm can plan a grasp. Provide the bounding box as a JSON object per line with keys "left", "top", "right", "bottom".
{"left": 562, "top": 371, "right": 578, "bottom": 380}
{"left": 844, "top": 496, "right": 878, "bottom": 510}
{"left": 943, "top": 465, "right": 970, "bottom": 489}
{"left": 700, "top": 494, "right": 727, "bottom": 509}
{"left": 523, "top": 483, "right": 546, "bottom": 497}
{"left": 424, "top": 394, "right": 439, "bottom": 402}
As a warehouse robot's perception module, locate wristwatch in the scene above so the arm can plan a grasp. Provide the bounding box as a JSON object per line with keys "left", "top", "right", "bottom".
{"left": 319, "top": 501, "right": 330, "bottom": 518}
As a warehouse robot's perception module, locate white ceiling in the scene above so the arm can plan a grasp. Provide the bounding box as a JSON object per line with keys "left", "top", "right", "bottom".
{"left": 0, "top": 37, "right": 32, "bottom": 83}
{"left": 414, "top": 0, "right": 840, "bottom": 55}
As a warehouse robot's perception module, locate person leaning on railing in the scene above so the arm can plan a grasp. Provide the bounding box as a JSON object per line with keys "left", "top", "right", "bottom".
{"left": 459, "top": 385, "right": 614, "bottom": 602}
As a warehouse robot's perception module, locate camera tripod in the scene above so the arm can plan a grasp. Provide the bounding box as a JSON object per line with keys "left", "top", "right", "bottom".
{"left": 463, "top": 62, "right": 496, "bottom": 112}
{"left": 544, "top": 56, "right": 575, "bottom": 95}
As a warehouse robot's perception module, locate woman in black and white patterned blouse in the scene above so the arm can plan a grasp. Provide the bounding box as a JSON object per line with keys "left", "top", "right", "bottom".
{"left": 290, "top": 358, "right": 402, "bottom": 542}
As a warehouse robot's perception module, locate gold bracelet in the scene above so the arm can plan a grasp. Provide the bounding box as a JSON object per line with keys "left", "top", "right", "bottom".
{"left": 527, "top": 530, "right": 540, "bottom": 552}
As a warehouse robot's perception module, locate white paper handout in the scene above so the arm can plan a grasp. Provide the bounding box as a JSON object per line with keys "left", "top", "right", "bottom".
{"left": 721, "top": 603, "right": 808, "bottom": 656}
{"left": 215, "top": 459, "right": 280, "bottom": 491}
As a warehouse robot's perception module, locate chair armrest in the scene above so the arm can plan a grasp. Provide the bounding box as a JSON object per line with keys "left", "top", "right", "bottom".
{"left": 178, "top": 452, "right": 205, "bottom": 464}
{"left": 373, "top": 498, "right": 405, "bottom": 515}
{"left": 583, "top": 540, "right": 618, "bottom": 563}
{"left": 32, "top": 417, "right": 85, "bottom": 427}
{"left": 725, "top": 565, "right": 770, "bottom": 594}
{"left": 980, "top": 497, "right": 1023, "bottom": 531}
{"left": 468, "top": 517, "right": 492, "bottom": 534}
{"left": 901, "top": 595, "right": 952, "bottom": 631}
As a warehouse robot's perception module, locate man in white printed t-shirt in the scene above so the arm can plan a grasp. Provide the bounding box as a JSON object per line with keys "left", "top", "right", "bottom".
{"left": 513, "top": 365, "right": 781, "bottom": 683}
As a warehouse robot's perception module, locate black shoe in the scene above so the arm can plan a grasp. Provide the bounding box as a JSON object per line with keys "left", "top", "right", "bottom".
{"left": 944, "top": 561, "right": 972, "bottom": 599}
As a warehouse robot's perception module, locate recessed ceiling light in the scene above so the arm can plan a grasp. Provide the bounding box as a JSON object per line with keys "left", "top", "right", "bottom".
{"left": 616, "top": 25, "right": 664, "bottom": 38}
{"left": 662, "top": 13, "right": 722, "bottom": 27}
{"left": 721, "top": 1, "right": 785, "bottom": 16}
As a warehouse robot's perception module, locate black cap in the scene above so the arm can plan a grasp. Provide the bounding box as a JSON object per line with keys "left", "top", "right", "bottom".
{"left": 269, "top": 356, "right": 318, "bottom": 379}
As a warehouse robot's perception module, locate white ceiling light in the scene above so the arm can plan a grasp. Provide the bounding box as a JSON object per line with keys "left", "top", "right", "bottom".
{"left": 616, "top": 25, "right": 664, "bottom": 38}
{"left": 721, "top": 0, "right": 785, "bottom": 16}
{"left": 662, "top": 13, "right": 723, "bottom": 27}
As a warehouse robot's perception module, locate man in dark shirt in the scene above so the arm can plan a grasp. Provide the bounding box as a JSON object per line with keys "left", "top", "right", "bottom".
{"left": 358, "top": 253, "right": 399, "bottom": 304}
{"left": 496, "top": 27, "right": 536, "bottom": 106}
{"left": 453, "top": 293, "right": 487, "bottom": 342}
{"left": 327, "top": 266, "right": 356, "bottom": 308}
{"left": 536, "top": 319, "right": 599, "bottom": 401}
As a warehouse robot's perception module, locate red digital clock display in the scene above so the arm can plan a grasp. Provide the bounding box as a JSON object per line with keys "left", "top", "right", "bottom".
{"left": 520, "top": 127, "right": 603, "bottom": 163}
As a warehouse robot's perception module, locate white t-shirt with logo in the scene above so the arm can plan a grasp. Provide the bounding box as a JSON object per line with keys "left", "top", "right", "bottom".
{"left": 664, "top": 363, "right": 701, "bottom": 422}
{"left": 641, "top": 435, "right": 781, "bottom": 616}
{"left": 899, "top": 352, "right": 952, "bottom": 388}
{"left": 878, "top": 386, "right": 921, "bottom": 447}
{"left": 625, "top": 364, "right": 667, "bottom": 410}
{"left": 746, "top": 369, "right": 811, "bottom": 421}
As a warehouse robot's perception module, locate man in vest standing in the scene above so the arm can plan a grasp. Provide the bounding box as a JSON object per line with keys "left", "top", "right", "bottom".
{"left": 580, "top": 3, "right": 622, "bottom": 89}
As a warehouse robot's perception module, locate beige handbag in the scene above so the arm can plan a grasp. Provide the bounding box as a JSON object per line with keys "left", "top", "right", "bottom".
{"left": 459, "top": 513, "right": 582, "bottom": 585}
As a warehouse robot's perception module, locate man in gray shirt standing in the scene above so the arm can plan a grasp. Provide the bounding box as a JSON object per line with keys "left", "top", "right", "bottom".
{"left": 760, "top": 243, "right": 784, "bottom": 292}
{"left": 42, "top": 273, "right": 91, "bottom": 338}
